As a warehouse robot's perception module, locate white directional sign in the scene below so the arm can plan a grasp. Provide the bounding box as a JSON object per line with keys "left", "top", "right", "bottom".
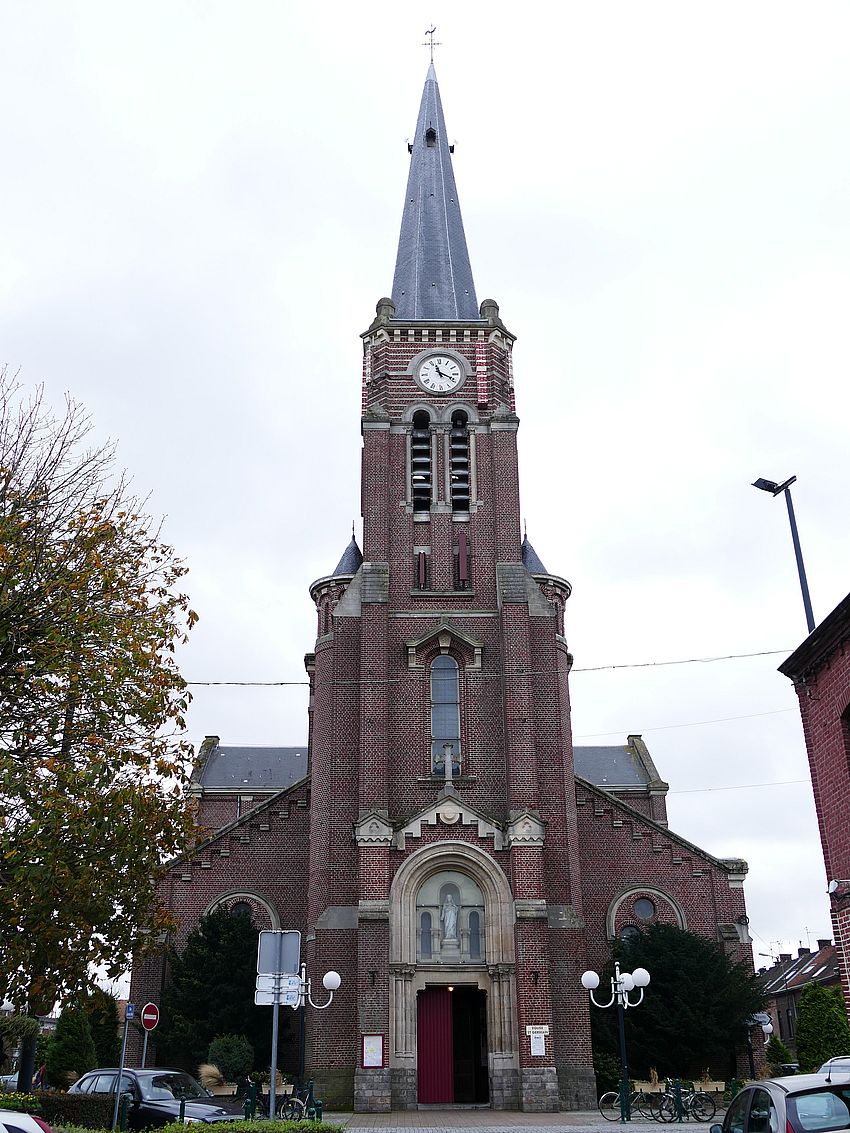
{"left": 256, "top": 975, "right": 302, "bottom": 994}
{"left": 255, "top": 988, "right": 301, "bottom": 1007}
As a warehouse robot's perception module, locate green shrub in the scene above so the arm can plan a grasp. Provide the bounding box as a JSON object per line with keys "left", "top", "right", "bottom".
{"left": 34, "top": 1090, "right": 115, "bottom": 1129}
{"left": 45, "top": 1007, "right": 97, "bottom": 1089}
{"left": 765, "top": 1035, "right": 794, "bottom": 1075}
{"left": 207, "top": 1034, "right": 254, "bottom": 1081}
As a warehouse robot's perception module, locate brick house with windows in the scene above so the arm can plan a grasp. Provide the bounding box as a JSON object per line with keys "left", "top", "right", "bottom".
{"left": 758, "top": 941, "right": 841, "bottom": 1054}
{"left": 130, "top": 64, "right": 754, "bottom": 1113}
{"left": 779, "top": 591, "right": 850, "bottom": 1023}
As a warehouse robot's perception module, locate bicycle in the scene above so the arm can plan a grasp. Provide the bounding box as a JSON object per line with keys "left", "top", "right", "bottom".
{"left": 276, "top": 1079, "right": 315, "bottom": 1121}
{"left": 656, "top": 1079, "right": 716, "bottom": 1122}
{"left": 599, "top": 1086, "right": 665, "bottom": 1121}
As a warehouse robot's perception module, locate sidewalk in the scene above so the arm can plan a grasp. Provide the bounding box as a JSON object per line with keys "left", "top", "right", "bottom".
{"left": 323, "top": 1111, "right": 667, "bottom": 1131}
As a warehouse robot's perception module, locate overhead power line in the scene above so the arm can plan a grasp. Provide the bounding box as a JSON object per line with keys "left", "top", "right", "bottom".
{"left": 669, "top": 778, "right": 808, "bottom": 795}
{"left": 573, "top": 707, "right": 797, "bottom": 739}
{"left": 185, "top": 646, "right": 793, "bottom": 688}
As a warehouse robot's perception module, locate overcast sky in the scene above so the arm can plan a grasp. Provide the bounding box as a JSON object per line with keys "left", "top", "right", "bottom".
{"left": 3, "top": 1, "right": 850, "bottom": 972}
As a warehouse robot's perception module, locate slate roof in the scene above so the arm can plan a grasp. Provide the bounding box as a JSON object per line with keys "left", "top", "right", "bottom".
{"left": 195, "top": 743, "right": 307, "bottom": 791}
{"left": 521, "top": 535, "right": 548, "bottom": 574}
{"left": 574, "top": 742, "right": 653, "bottom": 788}
{"left": 759, "top": 942, "right": 839, "bottom": 995}
{"left": 333, "top": 535, "right": 363, "bottom": 576}
{"left": 391, "top": 64, "right": 479, "bottom": 321}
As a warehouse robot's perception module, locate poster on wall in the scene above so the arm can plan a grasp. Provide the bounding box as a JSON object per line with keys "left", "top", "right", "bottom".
{"left": 361, "top": 1034, "right": 385, "bottom": 1068}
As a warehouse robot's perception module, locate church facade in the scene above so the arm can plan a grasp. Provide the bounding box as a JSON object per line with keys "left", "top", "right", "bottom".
{"left": 130, "top": 66, "right": 753, "bottom": 1112}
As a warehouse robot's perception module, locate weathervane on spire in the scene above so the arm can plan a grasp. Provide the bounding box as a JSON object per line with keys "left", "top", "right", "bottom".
{"left": 422, "top": 26, "right": 441, "bottom": 64}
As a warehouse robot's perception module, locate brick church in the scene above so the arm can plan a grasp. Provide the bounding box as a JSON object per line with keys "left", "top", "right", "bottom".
{"left": 131, "top": 64, "right": 753, "bottom": 1112}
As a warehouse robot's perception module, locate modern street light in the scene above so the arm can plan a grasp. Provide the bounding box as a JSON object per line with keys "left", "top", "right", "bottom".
{"left": 581, "top": 962, "right": 651, "bottom": 1122}
{"left": 751, "top": 475, "right": 815, "bottom": 633}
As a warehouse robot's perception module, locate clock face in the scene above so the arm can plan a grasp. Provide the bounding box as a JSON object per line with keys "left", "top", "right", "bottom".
{"left": 417, "top": 354, "right": 464, "bottom": 393}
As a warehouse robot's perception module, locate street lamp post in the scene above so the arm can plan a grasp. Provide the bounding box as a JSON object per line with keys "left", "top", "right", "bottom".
{"left": 581, "top": 962, "right": 651, "bottom": 1123}
{"left": 752, "top": 476, "right": 815, "bottom": 633}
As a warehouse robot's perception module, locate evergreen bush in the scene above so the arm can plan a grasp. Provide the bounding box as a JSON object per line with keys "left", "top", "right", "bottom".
{"left": 207, "top": 1034, "right": 254, "bottom": 1081}
{"left": 45, "top": 1007, "right": 97, "bottom": 1088}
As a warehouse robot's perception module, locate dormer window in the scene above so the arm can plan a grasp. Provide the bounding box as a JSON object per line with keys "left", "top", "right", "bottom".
{"left": 449, "top": 410, "right": 470, "bottom": 512}
{"left": 411, "top": 411, "right": 432, "bottom": 511}
{"left": 425, "top": 126, "right": 437, "bottom": 148}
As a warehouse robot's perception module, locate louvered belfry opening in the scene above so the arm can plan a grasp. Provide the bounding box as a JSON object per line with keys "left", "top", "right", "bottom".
{"left": 449, "top": 410, "right": 470, "bottom": 511}
{"left": 411, "top": 410, "right": 432, "bottom": 511}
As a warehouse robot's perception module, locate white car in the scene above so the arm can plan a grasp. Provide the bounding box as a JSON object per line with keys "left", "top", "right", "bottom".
{"left": 0, "top": 1111, "right": 53, "bottom": 1133}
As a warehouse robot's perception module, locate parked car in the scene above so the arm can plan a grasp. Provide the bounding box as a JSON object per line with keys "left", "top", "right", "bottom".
{"left": 0, "top": 1077, "right": 19, "bottom": 1092}
{"left": 711, "top": 1074, "right": 850, "bottom": 1133}
{"left": 0, "top": 1111, "right": 53, "bottom": 1133}
{"left": 67, "top": 1069, "right": 240, "bottom": 1129}
{"left": 821, "top": 1058, "right": 850, "bottom": 1076}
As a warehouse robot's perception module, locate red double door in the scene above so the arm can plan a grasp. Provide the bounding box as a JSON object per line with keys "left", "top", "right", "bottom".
{"left": 417, "top": 986, "right": 489, "bottom": 1105}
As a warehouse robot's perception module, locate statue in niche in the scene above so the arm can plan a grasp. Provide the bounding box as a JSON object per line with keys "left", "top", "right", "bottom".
{"left": 440, "top": 893, "right": 459, "bottom": 941}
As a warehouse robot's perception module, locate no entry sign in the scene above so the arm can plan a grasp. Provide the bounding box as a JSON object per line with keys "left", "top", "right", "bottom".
{"left": 141, "top": 1002, "right": 159, "bottom": 1031}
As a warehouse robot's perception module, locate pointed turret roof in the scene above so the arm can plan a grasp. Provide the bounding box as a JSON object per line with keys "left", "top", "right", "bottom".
{"left": 391, "top": 65, "right": 479, "bottom": 320}
{"left": 521, "top": 535, "right": 548, "bottom": 574}
{"left": 332, "top": 535, "right": 363, "bottom": 576}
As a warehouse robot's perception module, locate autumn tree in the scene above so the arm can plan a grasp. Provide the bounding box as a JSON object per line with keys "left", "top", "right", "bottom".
{"left": 0, "top": 371, "right": 198, "bottom": 1078}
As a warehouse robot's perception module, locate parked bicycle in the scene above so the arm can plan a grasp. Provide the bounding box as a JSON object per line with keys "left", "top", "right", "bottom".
{"left": 276, "top": 1079, "right": 317, "bottom": 1121}
{"left": 599, "top": 1086, "right": 665, "bottom": 1121}
{"left": 656, "top": 1079, "right": 716, "bottom": 1122}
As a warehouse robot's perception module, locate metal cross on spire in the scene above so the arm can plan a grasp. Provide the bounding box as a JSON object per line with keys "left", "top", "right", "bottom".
{"left": 422, "top": 26, "right": 441, "bottom": 64}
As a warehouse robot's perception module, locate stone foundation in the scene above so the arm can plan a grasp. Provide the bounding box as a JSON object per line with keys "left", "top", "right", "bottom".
{"left": 353, "top": 1067, "right": 392, "bottom": 1112}
{"left": 520, "top": 1066, "right": 560, "bottom": 1112}
{"left": 490, "top": 1067, "right": 520, "bottom": 1109}
{"left": 309, "top": 1067, "right": 354, "bottom": 1111}
{"left": 390, "top": 1067, "right": 418, "bottom": 1109}
{"left": 557, "top": 1063, "right": 598, "bottom": 1110}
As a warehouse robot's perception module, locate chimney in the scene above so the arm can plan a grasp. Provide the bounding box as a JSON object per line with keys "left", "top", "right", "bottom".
{"left": 818, "top": 939, "right": 832, "bottom": 950}
{"left": 780, "top": 954, "right": 792, "bottom": 962}
{"left": 798, "top": 947, "right": 811, "bottom": 957}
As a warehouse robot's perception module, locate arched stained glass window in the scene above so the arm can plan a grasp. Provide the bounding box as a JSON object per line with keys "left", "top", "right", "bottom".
{"left": 431, "top": 655, "right": 460, "bottom": 775}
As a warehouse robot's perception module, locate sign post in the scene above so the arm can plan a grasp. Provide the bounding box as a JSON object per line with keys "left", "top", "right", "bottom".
{"left": 257, "top": 931, "right": 302, "bottom": 1120}
{"left": 140, "top": 1002, "right": 159, "bottom": 1069}
{"left": 111, "top": 1003, "right": 134, "bottom": 1132}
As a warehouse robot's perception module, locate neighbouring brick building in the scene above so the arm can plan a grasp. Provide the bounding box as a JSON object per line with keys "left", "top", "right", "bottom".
{"left": 779, "top": 591, "right": 850, "bottom": 1023}
{"left": 130, "top": 64, "right": 754, "bottom": 1112}
{"left": 758, "top": 941, "right": 841, "bottom": 1052}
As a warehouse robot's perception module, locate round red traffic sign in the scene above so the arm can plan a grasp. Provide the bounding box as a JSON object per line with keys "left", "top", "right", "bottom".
{"left": 141, "top": 1002, "right": 159, "bottom": 1031}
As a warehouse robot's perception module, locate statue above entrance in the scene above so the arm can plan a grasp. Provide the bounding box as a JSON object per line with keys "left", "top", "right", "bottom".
{"left": 440, "top": 893, "right": 459, "bottom": 941}
{"left": 415, "top": 870, "right": 485, "bottom": 963}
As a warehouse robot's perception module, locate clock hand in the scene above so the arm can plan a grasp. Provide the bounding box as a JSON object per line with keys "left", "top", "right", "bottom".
{"left": 434, "top": 365, "right": 447, "bottom": 378}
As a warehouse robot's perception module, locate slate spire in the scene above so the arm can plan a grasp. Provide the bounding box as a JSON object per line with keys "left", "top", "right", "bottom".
{"left": 391, "top": 64, "right": 479, "bottom": 320}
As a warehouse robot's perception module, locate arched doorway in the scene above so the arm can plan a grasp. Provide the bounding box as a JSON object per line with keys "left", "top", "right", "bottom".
{"left": 388, "top": 842, "right": 519, "bottom": 1109}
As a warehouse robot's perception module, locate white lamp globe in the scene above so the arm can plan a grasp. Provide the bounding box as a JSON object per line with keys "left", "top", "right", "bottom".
{"left": 581, "top": 970, "right": 600, "bottom": 990}
{"left": 632, "top": 967, "right": 651, "bottom": 988}
{"left": 323, "top": 970, "right": 342, "bottom": 991}
{"left": 620, "top": 973, "right": 635, "bottom": 992}
{"left": 762, "top": 1023, "right": 773, "bottom": 1036}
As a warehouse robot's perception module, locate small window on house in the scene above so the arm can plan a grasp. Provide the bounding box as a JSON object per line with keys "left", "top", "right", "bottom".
{"left": 420, "top": 911, "right": 432, "bottom": 958}
{"left": 449, "top": 410, "right": 470, "bottom": 511}
{"left": 431, "top": 655, "right": 461, "bottom": 775}
{"left": 411, "top": 411, "right": 432, "bottom": 511}
{"left": 469, "top": 910, "right": 481, "bottom": 959}
{"left": 425, "top": 126, "right": 437, "bottom": 147}
{"left": 620, "top": 924, "right": 640, "bottom": 944}
{"left": 231, "top": 901, "right": 252, "bottom": 920}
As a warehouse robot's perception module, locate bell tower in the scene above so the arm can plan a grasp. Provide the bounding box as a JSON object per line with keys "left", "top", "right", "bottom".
{"left": 306, "top": 64, "right": 595, "bottom": 1112}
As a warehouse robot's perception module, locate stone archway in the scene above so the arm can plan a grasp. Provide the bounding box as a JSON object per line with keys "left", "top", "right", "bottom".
{"left": 388, "top": 841, "right": 519, "bottom": 1109}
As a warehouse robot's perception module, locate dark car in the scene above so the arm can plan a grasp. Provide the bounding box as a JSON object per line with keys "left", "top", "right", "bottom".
{"left": 712, "top": 1073, "right": 850, "bottom": 1133}
{"left": 68, "top": 1069, "right": 240, "bottom": 1128}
